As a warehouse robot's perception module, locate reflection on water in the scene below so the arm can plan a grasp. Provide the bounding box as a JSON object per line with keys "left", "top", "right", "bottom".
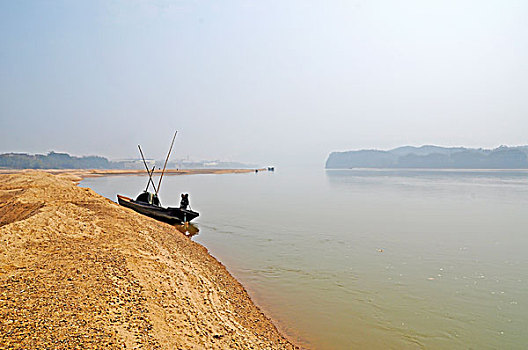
{"left": 174, "top": 222, "right": 200, "bottom": 237}
{"left": 82, "top": 169, "right": 528, "bottom": 350}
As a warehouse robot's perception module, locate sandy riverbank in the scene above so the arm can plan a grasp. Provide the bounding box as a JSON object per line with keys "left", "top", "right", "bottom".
{"left": 0, "top": 171, "right": 297, "bottom": 349}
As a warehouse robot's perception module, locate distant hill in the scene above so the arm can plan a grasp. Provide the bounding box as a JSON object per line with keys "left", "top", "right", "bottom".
{"left": 326, "top": 145, "right": 528, "bottom": 169}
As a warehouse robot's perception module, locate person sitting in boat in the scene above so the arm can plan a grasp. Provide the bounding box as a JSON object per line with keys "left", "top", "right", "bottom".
{"left": 180, "top": 193, "right": 189, "bottom": 209}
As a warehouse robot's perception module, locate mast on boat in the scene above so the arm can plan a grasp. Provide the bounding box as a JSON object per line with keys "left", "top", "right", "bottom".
{"left": 138, "top": 145, "right": 158, "bottom": 193}
{"left": 155, "top": 131, "right": 178, "bottom": 196}
{"left": 137, "top": 130, "right": 177, "bottom": 197}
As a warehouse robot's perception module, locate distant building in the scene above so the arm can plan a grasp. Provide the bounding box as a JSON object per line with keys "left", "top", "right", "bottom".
{"left": 115, "top": 159, "right": 155, "bottom": 169}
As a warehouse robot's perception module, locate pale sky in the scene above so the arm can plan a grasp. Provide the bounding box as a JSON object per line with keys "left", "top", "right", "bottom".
{"left": 1, "top": 0, "right": 527, "bottom": 166}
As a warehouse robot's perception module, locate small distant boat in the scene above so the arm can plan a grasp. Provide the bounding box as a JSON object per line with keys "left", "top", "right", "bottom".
{"left": 117, "top": 131, "right": 199, "bottom": 224}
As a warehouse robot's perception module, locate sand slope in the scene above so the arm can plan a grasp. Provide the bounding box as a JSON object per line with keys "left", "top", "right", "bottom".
{"left": 0, "top": 172, "right": 296, "bottom": 349}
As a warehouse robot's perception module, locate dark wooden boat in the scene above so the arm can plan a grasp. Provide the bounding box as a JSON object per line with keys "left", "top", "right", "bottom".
{"left": 117, "top": 194, "right": 199, "bottom": 224}
{"left": 117, "top": 131, "right": 199, "bottom": 224}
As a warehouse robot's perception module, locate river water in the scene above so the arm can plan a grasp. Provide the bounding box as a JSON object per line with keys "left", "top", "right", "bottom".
{"left": 81, "top": 168, "right": 528, "bottom": 349}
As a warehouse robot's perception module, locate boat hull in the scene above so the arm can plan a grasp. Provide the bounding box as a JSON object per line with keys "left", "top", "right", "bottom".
{"left": 117, "top": 195, "right": 199, "bottom": 224}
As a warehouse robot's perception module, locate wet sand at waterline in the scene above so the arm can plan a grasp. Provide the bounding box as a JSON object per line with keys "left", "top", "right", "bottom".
{"left": 0, "top": 171, "right": 296, "bottom": 349}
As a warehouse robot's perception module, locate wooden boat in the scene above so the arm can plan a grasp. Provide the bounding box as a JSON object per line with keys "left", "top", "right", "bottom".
{"left": 117, "top": 194, "right": 199, "bottom": 224}
{"left": 117, "top": 131, "right": 199, "bottom": 224}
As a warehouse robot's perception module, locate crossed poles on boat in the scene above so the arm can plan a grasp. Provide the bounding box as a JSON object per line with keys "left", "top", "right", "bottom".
{"left": 138, "top": 130, "right": 177, "bottom": 196}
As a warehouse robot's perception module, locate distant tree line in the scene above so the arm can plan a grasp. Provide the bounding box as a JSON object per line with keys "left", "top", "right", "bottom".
{"left": 326, "top": 145, "right": 528, "bottom": 169}
{"left": 0, "top": 152, "right": 258, "bottom": 170}
{"left": 0, "top": 152, "right": 123, "bottom": 169}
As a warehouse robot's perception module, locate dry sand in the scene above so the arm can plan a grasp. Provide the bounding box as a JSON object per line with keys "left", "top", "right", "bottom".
{"left": 0, "top": 171, "right": 297, "bottom": 349}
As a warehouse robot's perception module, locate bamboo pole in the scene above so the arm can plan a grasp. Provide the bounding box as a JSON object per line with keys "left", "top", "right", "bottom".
{"left": 156, "top": 131, "right": 177, "bottom": 195}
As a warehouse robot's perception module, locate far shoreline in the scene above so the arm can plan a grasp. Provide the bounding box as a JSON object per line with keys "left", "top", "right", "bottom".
{"left": 0, "top": 168, "right": 269, "bottom": 184}
{"left": 0, "top": 167, "right": 268, "bottom": 176}
{"left": 325, "top": 167, "right": 528, "bottom": 171}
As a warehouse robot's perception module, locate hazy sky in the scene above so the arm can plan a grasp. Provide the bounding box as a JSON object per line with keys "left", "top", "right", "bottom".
{"left": 1, "top": 0, "right": 527, "bottom": 166}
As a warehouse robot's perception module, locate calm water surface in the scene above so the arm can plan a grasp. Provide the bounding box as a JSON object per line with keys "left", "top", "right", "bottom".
{"left": 81, "top": 169, "right": 528, "bottom": 349}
